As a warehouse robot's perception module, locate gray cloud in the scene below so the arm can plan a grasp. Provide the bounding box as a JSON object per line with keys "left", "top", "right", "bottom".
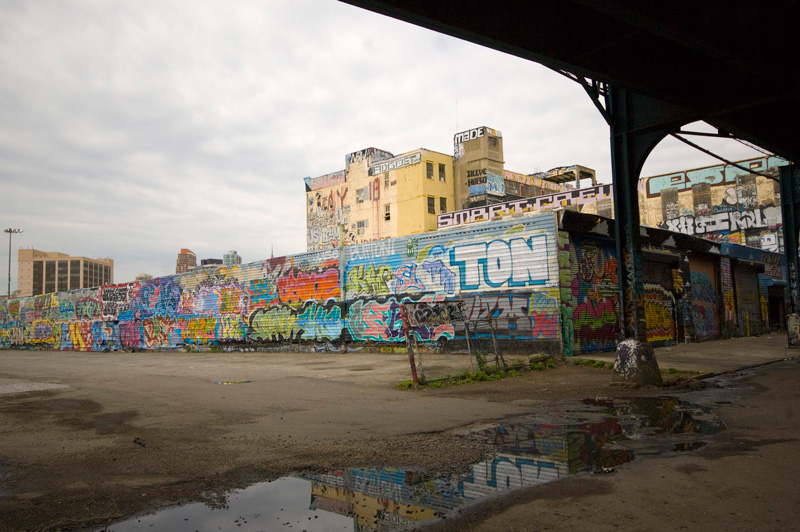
{"left": 0, "top": 0, "right": 763, "bottom": 289}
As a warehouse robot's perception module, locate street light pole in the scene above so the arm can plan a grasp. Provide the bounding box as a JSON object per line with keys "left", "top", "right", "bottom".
{"left": 4, "top": 228, "right": 22, "bottom": 298}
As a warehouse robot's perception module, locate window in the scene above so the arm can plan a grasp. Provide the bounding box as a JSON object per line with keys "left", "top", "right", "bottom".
{"left": 692, "top": 183, "right": 711, "bottom": 216}
{"left": 45, "top": 260, "right": 55, "bottom": 294}
{"left": 384, "top": 172, "right": 390, "bottom": 188}
{"left": 440, "top": 197, "right": 447, "bottom": 213}
{"left": 439, "top": 163, "right": 446, "bottom": 181}
{"left": 427, "top": 196, "right": 435, "bottom": 214}
{"left": 739, "top": 174, "right": 758, "bottom": 208}
{"left": 384, "top": 204, "right": 391, "bottom": 221}
{"left": 70, "top": 260, "right": 80, "bottom": 290}
{"left": 426, "top": 162, "right": 433, "bottom": 179}
{"left": 57, "top": 260, "right": 68, "bottom": 292}
{"left": 661, "top": 188, "right": 679, "bottom": 221}
{"left": 357, "top": 220, "right": 366, "bottom": 235}
{"left": 489, "top": 136, "right": 498, "bottom": 148}
{"left": 597, "top": 199, "right": 613, "bottom": 218}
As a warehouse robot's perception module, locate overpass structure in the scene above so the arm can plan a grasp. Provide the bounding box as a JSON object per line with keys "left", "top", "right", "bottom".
{"left": 340, "top": 0, "right": 800, "bottom": 343}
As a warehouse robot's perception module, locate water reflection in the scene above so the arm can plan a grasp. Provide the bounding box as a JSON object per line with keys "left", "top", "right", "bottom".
{"left": 96, "top": 397, "right": 724, "bottom": 532}
{"left": 299, "top": 396, "right": 724, "bottom": 530}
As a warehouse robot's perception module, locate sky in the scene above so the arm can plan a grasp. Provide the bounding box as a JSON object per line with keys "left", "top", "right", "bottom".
{"left": 0, "top": 0, "right": 766, "bottom": 291}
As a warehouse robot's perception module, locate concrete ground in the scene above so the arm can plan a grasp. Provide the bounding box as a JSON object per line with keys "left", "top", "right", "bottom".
{"left": 0, "top": 333, "right": 798, "bottom": 532}
{"left": 576, "top": 331, "right": 794, "bottom": 374}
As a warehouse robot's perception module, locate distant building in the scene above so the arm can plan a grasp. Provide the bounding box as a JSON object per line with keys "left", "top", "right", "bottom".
{"left": 176, "top": 248, "right": 196, "bottom": 274}
{"left": 223, "top": 251, "right": 242, "bottom": 268}
{"left": 135, "top": 273, "right": 153, "bottom": 282}
{"left": 17, "top": 249, "right": 114, "bottom": 298}
{"left": 201, "top": 258, "right": 223, "bottom": 267}
{"left": 305, "top": 126, "right": 596, "bottom": 251}
{"left": 638, "top": 155, "right": 788, "bottom": 251}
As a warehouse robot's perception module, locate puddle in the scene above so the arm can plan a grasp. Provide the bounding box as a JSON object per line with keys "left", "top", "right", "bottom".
{"left": 93, "top": 396, "right": 725, "bottom": 532}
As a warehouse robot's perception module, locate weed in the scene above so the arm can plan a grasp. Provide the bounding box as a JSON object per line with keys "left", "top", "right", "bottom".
{"left": 530, "top": 358, "right": 556, "bottom": 371}
{"left": 572, "top": 358, "right": 614, "bottom": 370}
{"left": 396, "top": 367, "right": 517, "bottom": 390}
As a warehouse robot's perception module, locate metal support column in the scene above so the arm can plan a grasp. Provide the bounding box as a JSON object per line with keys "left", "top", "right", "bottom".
{"left": 779, "top": 165, "right": 800, "bottom": 345}
{"left": 604, "top": 86, "right": 697, "bottom": 342}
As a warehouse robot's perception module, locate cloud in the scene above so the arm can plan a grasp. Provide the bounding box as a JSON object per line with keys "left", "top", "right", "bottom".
{"left": 0, "top": 0, "right": 766, "bottom": 289}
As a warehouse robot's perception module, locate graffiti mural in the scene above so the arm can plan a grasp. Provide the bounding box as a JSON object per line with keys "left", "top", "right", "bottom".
{"left": 659, "top": 205, "right": 782, "bottom": 238}
{"left": 644, "top": 155, "right": 788, "bottom": 197}
{"left": 690, "top": 271, "right": 718, "bottom": 341}
{"left": 438, "top": 184, "right": 613, "bottom": 229}
{"left": 643, "top": 284, "right": 676, "bottom": 344}
{"left": 0, "top": 214, "right": 562, "bottom": 353}
{"left": 570, "top": 237, "right": 620, "bottom": 352}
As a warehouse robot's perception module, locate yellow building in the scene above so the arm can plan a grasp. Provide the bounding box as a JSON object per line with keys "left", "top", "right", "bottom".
{"left": 17, "top": 249, "right": 114, "bottom": 298}
{"left": 305, "top": 146, "right": 454, "bottom": 250}
{"left": 304, "top": 127, "right": 596, "bottom": 251}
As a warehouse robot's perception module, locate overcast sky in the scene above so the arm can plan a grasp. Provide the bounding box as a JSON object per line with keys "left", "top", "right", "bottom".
{"left": 0, "top": 0, "right": 765, "bottom": 291}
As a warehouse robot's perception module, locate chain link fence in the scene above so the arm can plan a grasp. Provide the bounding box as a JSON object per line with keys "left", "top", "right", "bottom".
{"left": 402, "top": 301, "right": 511, "bottom": 384}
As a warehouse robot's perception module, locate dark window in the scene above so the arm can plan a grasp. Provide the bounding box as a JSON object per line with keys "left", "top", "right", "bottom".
{"left": 357, "top": 220, "right": 366, "bottom": 235}
{"left": 439, "top": 163, "right": 446, "bottom": 181}
{"left": 597, "top": 199, "right": 613, "bottom": 218}
{"left": 661, "top": 188, "right": 680, "bottom": 221}
{"left": 58, "top": 260, "right": 68, "bottom": 292}
{"left": 384, "top": 204, "right": 390, "bottom": 221}
{"left": 489, "top": 136, "right": 498, "bottom": 148}
{"left": 739, "top": 174, "right": 758, "bottom": 208}
{"left": 426, "top": 162, "right": 433, "bottom": 179}
{"left": 692, "top": 183, "right": 711, "bottom": 216}
{"left": 427, "top": 196, "right": 435, "bottom": 214}
{"left": 45, "top": 261, "right": 55, "bottom": 294}
{"left": 440, "top": 197, "right": 447, "bottom": 213}
{"left": 70, "top": 260, "right": 80, "bottom": 290}
{"left": 32, "top": 261, "right": 43, "bottom": 296}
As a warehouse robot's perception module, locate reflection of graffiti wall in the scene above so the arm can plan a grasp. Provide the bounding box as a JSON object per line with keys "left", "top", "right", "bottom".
{"left": 0, "top": 214, "right": 562, "bottom": 352}
{"left": 568, "top": 236, "right": 620, "bottom": 353}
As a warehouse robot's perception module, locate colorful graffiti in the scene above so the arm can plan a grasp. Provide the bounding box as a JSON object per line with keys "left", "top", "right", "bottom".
{"left": 570, "top": 237, "right": 620, "bottom": 352}
{"left": 644, "top": 155, "right": 787, "bottom": 197}
{"left": 690, "top": 271, "right": 718, "bottom": 341}
{"left": 643, "top": 284, "right": 676, "bottom": 344}
{"left": 0, "top": 215, "right": 566, "bottom": 352}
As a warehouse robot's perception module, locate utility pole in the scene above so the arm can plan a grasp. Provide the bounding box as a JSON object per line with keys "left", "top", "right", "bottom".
{"left": 4, "top": 228, "right": 22, "bottom": 298}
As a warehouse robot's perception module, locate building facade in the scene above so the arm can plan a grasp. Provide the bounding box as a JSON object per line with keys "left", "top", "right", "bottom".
{"left": 305, "top": 146, "right": 455, "bottom": 251}
{"left": 639, "top": 155, "right": 788, "bottom": 252}
{"left": 305, "top": 127, "right": 595, "bottom": 252}
{"left": 176, "top": 249, "right": 197, "bottom": 274}
{"left": 17, "top": 249, "right": 113, "bottom": 298}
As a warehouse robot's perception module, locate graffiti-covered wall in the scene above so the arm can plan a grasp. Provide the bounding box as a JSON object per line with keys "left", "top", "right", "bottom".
{"left": 0, "top": 250, "right": 344, "bottom": 351}
{"left": 343, "top": 214, "right": 561, "bottom": 350}
{"left": 0, "top": 214, "right": 562, "bottom": 353}
{"left": 563, "top": 235, "right": 620, "bottom": 353}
